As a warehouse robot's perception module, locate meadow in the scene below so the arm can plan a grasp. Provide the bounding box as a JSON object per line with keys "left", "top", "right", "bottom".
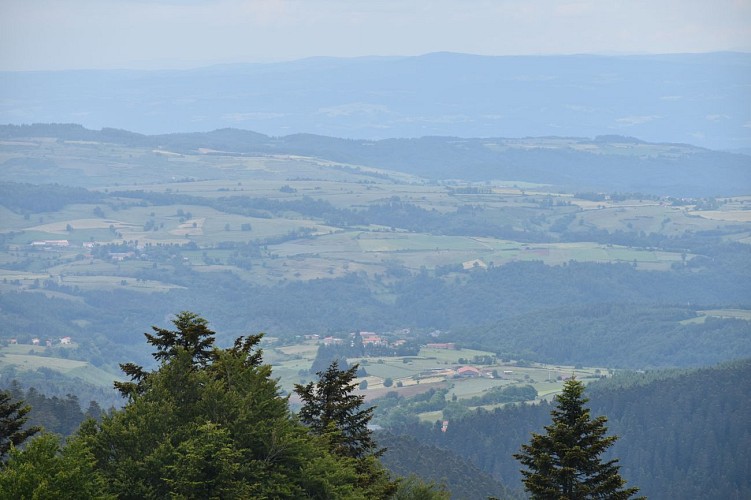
{"left": 1, "top": 133, "right": 749, "bottom": 398}
{"left": 0, "top": 344, "right": 117, "bottom": 387}
{"left": 267, "top": 340, "right": 605, "bottom": 420}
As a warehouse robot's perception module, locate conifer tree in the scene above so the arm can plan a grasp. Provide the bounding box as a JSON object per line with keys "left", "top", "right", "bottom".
{"left": 0, "top": 391, "right": 40, "bottom": 463}
{"left": 115, "top": 311, "right": 216, "bottom": 398}
{"left": 295, "top": 360, "right": 379, "bottom": 460}
{"left": 295, "top": 360, "right": 397, "bottom": 497}
{"left": 145, "top": 310, "right": 216, "bottom": 366}
{"left": 86, "top": 314, "right": 380, "bottom": 498}
{"left": 514, "top": 379, "right": 641, "bottom": 499}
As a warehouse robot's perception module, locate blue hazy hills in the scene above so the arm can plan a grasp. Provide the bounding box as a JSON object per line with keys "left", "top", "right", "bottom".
{"left": 1, "top": 52, "right": 749, "bottom": 152}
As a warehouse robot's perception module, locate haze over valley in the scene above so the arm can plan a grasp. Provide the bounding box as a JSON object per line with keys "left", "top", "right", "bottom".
{"left": 2, "top": 52, "right": 750, "bottom": 152}
{"left": 1, "top": 2, "right": 750, "bottom": 498}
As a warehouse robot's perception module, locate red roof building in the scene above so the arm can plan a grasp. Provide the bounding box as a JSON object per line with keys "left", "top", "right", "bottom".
{"left": 455, "top": 366, "right": 481, "bottom": 377}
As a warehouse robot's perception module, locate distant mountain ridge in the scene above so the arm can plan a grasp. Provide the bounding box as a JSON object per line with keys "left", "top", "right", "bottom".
{"left": 2, "top": 123, "right": 750, "bottom": 197}
{"left": 1, "top": 52, "right": 749, "bottom": 150}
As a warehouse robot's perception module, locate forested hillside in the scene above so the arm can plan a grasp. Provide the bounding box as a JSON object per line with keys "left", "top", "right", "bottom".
{"left": 379, "top": 433, "right": 521, "bottom": 500}
{"left": 3, "top": 325, "right": 750, "bottom": 497}
{"left": 392, "top": 359, "right": 751, "bottom": 499}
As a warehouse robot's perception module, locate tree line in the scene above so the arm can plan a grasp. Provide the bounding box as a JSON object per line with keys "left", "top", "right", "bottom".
{"left": 0, "top": 311, "right": 658, "bottom": 499}
{"left": 389, "top": 359, "right": 751, "bottom": 499}
{"left": 0, "top": 312, "right": 448, "bottom": 499}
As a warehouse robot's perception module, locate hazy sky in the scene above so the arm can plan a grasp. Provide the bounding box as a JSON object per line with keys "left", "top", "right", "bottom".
{"left": 1, "top": 0, "right": 750, "bottom": 71}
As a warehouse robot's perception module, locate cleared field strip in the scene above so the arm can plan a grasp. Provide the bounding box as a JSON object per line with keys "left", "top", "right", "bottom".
{"left": 0, "top": 352, "right": 119, "bottom": 387}
{"left": 0, "top": 353, "right": 88, "bottom": 371}
{"left": 272, "top": 232, "right": 685, "bottom": 270}
{"left": 700, "top": 309, "right": 751, "bottom": 320}
{"left": 690, "top": 210, "right": 751, "bottom": 222}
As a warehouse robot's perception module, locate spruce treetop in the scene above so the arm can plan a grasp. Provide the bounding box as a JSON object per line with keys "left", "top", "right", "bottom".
{"left": 0, "top": 391, "right": 40, "bottom": 463}
{"left": 514, "top": 379, "right": 642, "bottom": 500}
{"left": 295, "top": 360, "right": 381, "bottom": 460}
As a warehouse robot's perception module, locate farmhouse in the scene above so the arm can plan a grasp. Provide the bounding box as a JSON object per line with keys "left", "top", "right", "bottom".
{"left": 60, "top": 336, "right": 72, "bottom": 345}
{"left": 360, "top": 332, "right": 386, "bottom": 346}
{"left": 462, "top": 259, "right": 488, "bottom": 270}
{"left": 323, "top": 336, "right": 344, "bottom": 346}
{"left": 109, "top": 251, "right": 135, "bottom": 261}
{"left": 426, "top": 342, "right": 456, "bottom": 350}
{"left": 455, "top": 365, "right": 481, "bottom": 378}
{"left": 31, "top": 239, "right": 70, "bottom": 247}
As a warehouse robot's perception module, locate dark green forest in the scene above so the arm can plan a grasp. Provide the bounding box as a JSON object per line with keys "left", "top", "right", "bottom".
{"left": 0, "top": 314, "right": 446, "bottom": 499}
{"left": 378, "top": 433, "right": 520, "bottom": 500}
{"left": 6, "top": 352, "right": 748, "bottom": 498}
{"left": 3, "top": 251, "right": 748, "bottom": 370}
{"left": 389, "top": 359, "right": 751, "bottom": 499}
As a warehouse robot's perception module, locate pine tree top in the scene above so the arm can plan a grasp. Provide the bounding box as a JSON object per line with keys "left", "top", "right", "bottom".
{"left": 514, "top": 379, "right": 642, "bottom": 499}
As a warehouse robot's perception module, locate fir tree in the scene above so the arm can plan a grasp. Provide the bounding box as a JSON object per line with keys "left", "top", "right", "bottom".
{"left": 295, "top": 360, "right": 379, "bottom": 460}
{"left": 85, "top": 314, "right": 385, "bottom": 498}
{"left": 115, "top": 311, "right": 216, "bottom": 398}
{"left": 144, "top": 310, "right": 216, "bottom": 366}
{"left": 295, "top": 360, "right": 397, "bottom": 497}
{"left": 0, "top": 391, "right": 40, "bottom": 463}
{"left": 514, "top": 379, "right": 641, "bottom": 499}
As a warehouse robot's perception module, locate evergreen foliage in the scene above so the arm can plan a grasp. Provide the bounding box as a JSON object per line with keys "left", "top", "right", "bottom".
{"left": 86, "top": 316, "right": 396, "bottom": 498}
{"left": 378, "top": 433, "right": 521, "bottom": 500}
{"left": 390, "top": 475, "right": 450, "bottom": 500}
{"left": 513, "top": 379, "right": 640, "bottom": 499}
{"left": 0, "top": 433, "right": 111, "bottom": 498}
{"left": 0, "top": 312, "right": 442, "bottom": 498}
{"left": 296, "top": 361, "right": 397, "bottom": 497}
{"left": 310, "top": 345, "right": 350, "bottom": 375}
{"left": 145, "top": 311, "right": 216, "bottom": 366}
{"left": 114, "top": 311, "right": 216, "bottom": 399}
{"left": 394, "top": 360, "right": 751, "bottom": 499}
{"left": 4, "top": 383, "right": 91, "bottom": 437}
{"left": 296, "top": 361, "right": 381, "bottom": 460}
{"left": 589, "top": 360, "right": 751, "bottom": 499}
{"left": 0, "top": 390, "right": 40, "bottom": 463}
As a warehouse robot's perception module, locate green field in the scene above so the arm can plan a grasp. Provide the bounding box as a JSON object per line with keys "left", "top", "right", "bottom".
{"left": 3, "top": 137, "right": 747, "bottom": 294}
{"left": 265, "top": 341, "right": 607, "bottom": 419}
{"left": 1, "top": 134, "right": 749, "bottom": 394}
{"left": 0, "top": 345, "right": 119, "bottom": 388}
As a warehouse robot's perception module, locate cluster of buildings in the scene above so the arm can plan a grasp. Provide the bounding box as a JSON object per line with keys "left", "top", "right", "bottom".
{"left": 29, "top": 239, "right": 140, "bottom": 262}
{"left": 304, "top": 331, "right": 404, "bottom": 349}
{"left": 30, "top": 239, "right": 70, "bottom": 247}
{"left": 7, "top": 336, "right": 72, "bottom": 347}
{"left": 421, "top": 365, "right": 505, "bottom": 379}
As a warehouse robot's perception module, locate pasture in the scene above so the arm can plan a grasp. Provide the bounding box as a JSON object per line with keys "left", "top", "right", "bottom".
{"left": 0, "top": 175, "right": 718, "bottom": 296}
{"left": 0, "top": 348, "right": 118, "bottom": 388}
{"left": 267, "top": 341, "right": 606, "bottom": 419}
